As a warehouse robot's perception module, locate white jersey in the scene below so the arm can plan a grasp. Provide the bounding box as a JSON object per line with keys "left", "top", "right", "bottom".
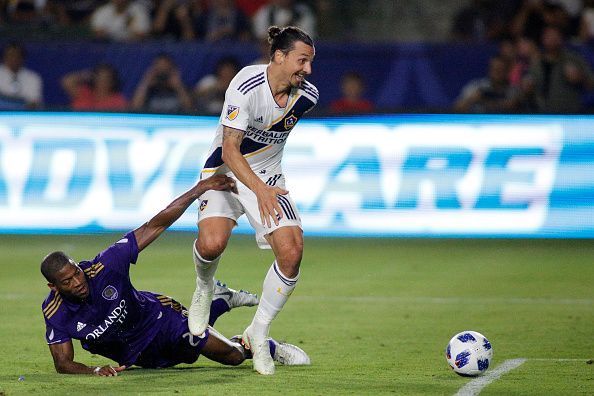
{"left": 201, "top": 64, "right": 318, "bottom": 178}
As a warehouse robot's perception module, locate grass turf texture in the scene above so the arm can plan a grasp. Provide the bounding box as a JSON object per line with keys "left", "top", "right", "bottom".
{"left": 0, "top": 234, "right": 592, "bottom": 395}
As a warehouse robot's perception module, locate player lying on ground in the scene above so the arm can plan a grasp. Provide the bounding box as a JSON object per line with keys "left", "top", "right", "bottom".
{"left": 40, "top": 175, "right": 309, "bottom": 376}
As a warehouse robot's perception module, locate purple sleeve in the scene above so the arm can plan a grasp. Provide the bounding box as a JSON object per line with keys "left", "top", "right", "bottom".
{"left": 45, "top": 319, "right": 70, "bottom": 345}
{"left": 95, "top": 231, "right": 140, "bottom": 274}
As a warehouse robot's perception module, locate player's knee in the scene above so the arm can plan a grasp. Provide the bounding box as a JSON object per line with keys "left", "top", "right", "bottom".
{"left": 276, "top": 245, "right": 302, "bottom": 277}
{"left": 196, "top": 235, "right": 227, "bottom": 260}
{"left": 225, "top": 347, "right": 245, "bottom": 366}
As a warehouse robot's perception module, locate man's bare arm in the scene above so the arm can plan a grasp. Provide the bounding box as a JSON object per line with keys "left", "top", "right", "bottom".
{"left": 48, "top": 341, "right": 124, "bottom": 376}
{"left": 221, "top": 126, "right": 287, "bottom": 227}
{"left": 133, "top": 174, "right": 236, "bottom": 252}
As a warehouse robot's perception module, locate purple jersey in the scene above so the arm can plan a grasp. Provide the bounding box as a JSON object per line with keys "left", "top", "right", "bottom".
{"left": 41, "top": 232, "right": 166, "bottom": 366}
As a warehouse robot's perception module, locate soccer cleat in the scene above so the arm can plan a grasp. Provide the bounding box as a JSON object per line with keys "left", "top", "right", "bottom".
{"left": 213, "top": 280, "right": 259, "bottom": 309}
{"left": 271, "top": 340, "right": 311, "bottom": 365}
{"left": 188, "top": 278, "right": 214, "bottom": 336}
{"left": 242, "top": 325, "right": 275, "bottom": 375}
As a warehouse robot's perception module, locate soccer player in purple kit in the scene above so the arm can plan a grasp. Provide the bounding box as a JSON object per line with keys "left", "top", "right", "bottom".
{"left": 40, "top": 175, "right": 309, "bottom": 376}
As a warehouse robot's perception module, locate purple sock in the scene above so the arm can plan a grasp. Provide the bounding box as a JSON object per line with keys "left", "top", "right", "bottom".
{"left": 208, "top": 299, "right": 230, "bottom": 326}
{"left": 268, "top": 339, "right": 276, "bottom": 358}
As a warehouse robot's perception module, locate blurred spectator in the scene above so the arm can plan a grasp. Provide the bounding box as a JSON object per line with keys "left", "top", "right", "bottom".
{"left": 451, "top": 0, "right": 518, "bottom": 41}
{"left": 454, "top": 56, "right": 520, "bottom": 113}
{"left": 61, "top": 63, "right": 128, "bottom": 111}
{"left": 526, "top": 25, "right": 594, "bottom": 112}
{"left": 151, "top": 0, "right": 195, "bottom": 41}
{"left": 193, "top": 0, "right": 251, "bottom": 42}
{"left": 579, "top": 0, "right": 594, "bottom": 42}
{"left": 498, "top": 36, "right": 517, "bottom": 66}
{"left": 250, "top": 37, "right": 271, "bottom": 65}
{"left": 0, "top": 42, "right": 42, "bottom": 109}
{"left": 315, "top": 0, "right": 354, "bottom": 41}
{"left": 51, "top": 0, "right": 103, "bottom": 26}
{"left": 329, "top": 72, "right": 374, "bottom": 114}
{"left": 252, "top": 0, "right": 316, "bottom": 40}
{"left": 91, "top": 0, "right": 151, "bottom": 42}
{"left": 509, "top": 36, "right": 541, "bottom": 87}
{"left": 194, "top": 56, "right": 240, "bottom": 115}
{"left": 235, "top": 0, "right": 268, "bottom": 18}
{"left": 131, "top": 53, "right": 193, "bottom": 113}
{"left": 550, "top": 0, "right": 583, "bottom": 37}
{"left": 511, "top": 0, "right": 571, "bottom": 43}
{"left": 3, "top": 0, "right": 53, "bottom": 25}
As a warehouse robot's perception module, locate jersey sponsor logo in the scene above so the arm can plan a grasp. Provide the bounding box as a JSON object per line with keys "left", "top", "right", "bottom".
{"left": 284, "top": 115, "right": 298, "bottom": 130}
{"left": 245, "top": 126, "right": 290, "bottom": 145}
{"left": 85, "top": 299, "right": 128, "bottom": 340}
{"left": 76, "top": 322, "right": 87, "bottom": 331}
{"left": 199, "top": 199, "right": 208, "bottom": 211}
{"left": 102, "top": 285, "right": 118, "bottom": 301}
{"left": 226, "top": 105, "right": 240, "bottom": 121}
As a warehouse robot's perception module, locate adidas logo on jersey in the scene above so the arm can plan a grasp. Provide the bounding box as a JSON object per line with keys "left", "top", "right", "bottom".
{"left": 77, "top": 322, "right": 87, "bottom": 331}
{"left": 254, "top": 115, "right": 263, "bottom": 123}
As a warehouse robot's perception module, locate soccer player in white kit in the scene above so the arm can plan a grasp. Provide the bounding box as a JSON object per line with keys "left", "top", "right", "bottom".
{"left": 188, "top": 25, "right": 318, "bottom": 375}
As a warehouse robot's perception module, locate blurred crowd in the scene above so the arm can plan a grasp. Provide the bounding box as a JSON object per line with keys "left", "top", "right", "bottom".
{"left": 1, "top": 0, "right": 594, "bottom": 114}
{"left": 0, "top": 0, "right": 318, "bottom": 42}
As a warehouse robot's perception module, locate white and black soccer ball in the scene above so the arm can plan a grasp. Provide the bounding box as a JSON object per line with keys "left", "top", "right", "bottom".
{"left": 445, "top": 330, "right": 493, "bottom": 376}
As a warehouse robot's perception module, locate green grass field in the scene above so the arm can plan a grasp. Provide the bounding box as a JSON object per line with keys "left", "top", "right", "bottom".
{"left": 0, "top": 234, "right": 592, "bottom": 395}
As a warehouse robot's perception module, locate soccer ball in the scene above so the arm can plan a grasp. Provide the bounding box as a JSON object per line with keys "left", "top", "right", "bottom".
{"left": 445, "top": 330, "right": 493, "bottom": 376}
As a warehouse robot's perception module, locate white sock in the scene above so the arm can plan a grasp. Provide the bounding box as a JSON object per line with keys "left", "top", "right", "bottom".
{"left": 193, "top": 241, "right": 220, "bottom": 287}
{"left": 250, "top": 260, "right": 299, "bottom": 336}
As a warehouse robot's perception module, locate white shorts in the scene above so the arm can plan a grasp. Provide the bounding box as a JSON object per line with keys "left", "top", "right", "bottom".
{"left": 197, "top": 171, "right": 302, "bottom": 249}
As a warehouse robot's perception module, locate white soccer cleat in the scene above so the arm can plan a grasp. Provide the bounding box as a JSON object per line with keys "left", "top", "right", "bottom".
{"left": 271, "top": 340, "right": 311, "bottom": 365}
{"left": 242, "top": 325, "right": 275, "bottom": 375}
{"left": 213, "top": 280, "right": 259, "bottom": 309}
{"left": 188, "top": 278, "right": 214, "bottom": 336}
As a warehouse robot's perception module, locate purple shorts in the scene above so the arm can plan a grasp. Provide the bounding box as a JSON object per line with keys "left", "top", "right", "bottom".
{"left": 134, "top": 305, "right": 209, "bottom": 368}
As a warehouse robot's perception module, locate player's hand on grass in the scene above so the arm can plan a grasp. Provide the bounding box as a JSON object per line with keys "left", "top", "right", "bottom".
{"left": 255, "top": 184, "right": 288, "bottom": 227}
{"left": 198, "top": 175, "right": 237, "bottom": 195}
{"left": 93, "top": 365, "right": 126, "bottom": 377}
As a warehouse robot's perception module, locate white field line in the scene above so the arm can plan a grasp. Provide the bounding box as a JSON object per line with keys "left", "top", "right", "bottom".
{"left": 454, "top": 358, "right": 527, "bottom": 396}
{"left": 453, "top": 358, "right": 592, "bottom": 396}
{"left": 292, "top": 295, "right": 594, "bottom": 305}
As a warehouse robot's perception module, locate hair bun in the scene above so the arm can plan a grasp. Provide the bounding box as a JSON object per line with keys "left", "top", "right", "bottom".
{"left": 267, "top": 26, "right": 282, "bottom": 43}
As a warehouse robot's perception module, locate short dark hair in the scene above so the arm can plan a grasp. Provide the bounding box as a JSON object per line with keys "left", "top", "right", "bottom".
{"left": 343, "top": 71, "right": 364, "bottom": 84}
{"left": 93, "top": 63, "right": 122, "bottom": 92}
{"left": 215, "top": 56, "right": 241, "bottom": 74}
{"left": 267, "top": 25, "right": 314, "bottom": 59}
{"left": 3, "top": 41, "right": 26, "bottom": 58}
{"left": 41, "top": 251, "right": 71, "bottom": 283}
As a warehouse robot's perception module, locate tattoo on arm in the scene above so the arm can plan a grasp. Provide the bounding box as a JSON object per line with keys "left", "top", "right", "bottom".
{"left": 222, "top": 127, "right": 245, "bottom": 148}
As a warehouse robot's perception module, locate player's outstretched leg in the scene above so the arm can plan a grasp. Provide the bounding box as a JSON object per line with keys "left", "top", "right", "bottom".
{"left": 230, "top": 335, "right": 311, "bottom": 366}
{"left": 215, "top": 280, "right": 259, "bottom": 309}
{"left": 270, "top": 339, "right": 310, "bottom": 366}
{"left": 188, "top": 242, "right": 219, "bottom": 336}
{"left": 209, "top": 280, "right": 259, "bottom": 326}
